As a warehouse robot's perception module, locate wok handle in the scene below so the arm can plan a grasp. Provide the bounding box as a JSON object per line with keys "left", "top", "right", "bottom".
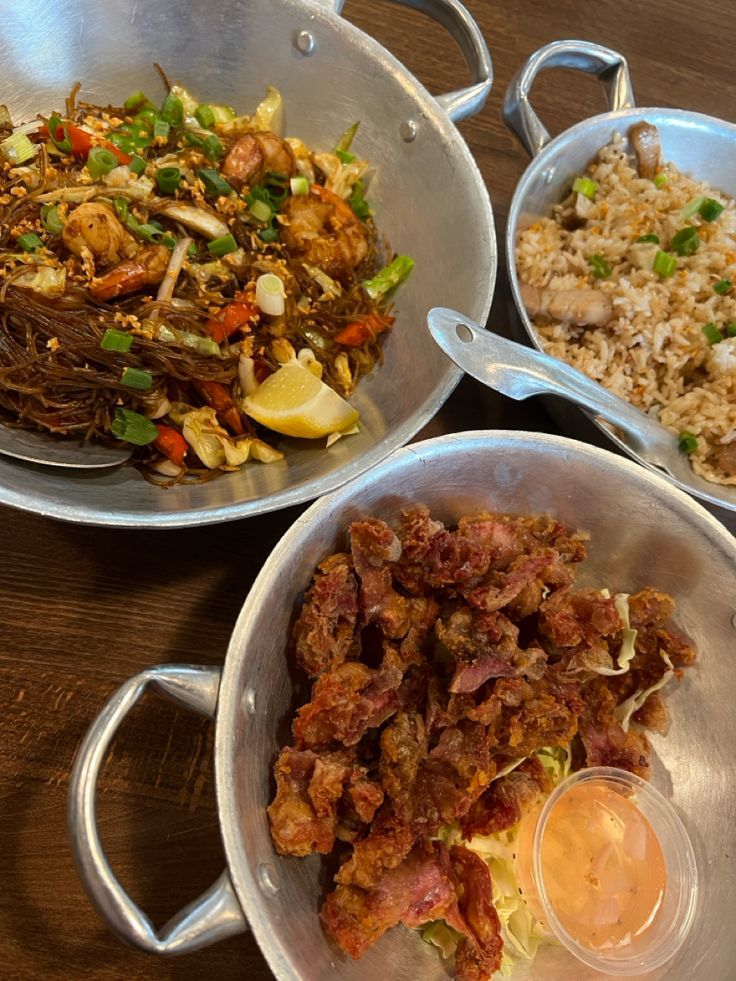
{"left": 316, "top": 0, "right": 492, "bottom": 122}
{"left": 503, "top": 40, "right": 636, "bottom": 157}
{"left": 68, "top": 664, "right": 249, "bottom": 955}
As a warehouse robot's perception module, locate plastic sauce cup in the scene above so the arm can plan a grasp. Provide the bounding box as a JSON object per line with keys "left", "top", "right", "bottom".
{"left": 514, "top": 766, "right": 698, "bottom": 976}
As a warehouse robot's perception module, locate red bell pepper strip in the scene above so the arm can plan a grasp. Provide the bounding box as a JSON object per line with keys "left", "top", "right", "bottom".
{"left": 154, "top": 424, "right": 188, "bottom": 467}
{"left": 194, "top": 379, "right": 245, "bottom": 435}
{"left": 334, "top": 312, "right": 395, "bottom": 347}
{"left": 40, "top": 121, "right": 132, "bottom": 165}
{"left": 205, "top": 298, "right": 258, "bottom": 344}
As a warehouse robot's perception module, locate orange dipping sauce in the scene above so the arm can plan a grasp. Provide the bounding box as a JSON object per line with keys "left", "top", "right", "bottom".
{"left": 516, "top": 780, "right": 667, "bottom": 955}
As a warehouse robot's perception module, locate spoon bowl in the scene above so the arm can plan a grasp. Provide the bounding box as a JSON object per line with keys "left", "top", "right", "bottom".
{"left": 0, "top": 424, "right": 132, "bottom": 469}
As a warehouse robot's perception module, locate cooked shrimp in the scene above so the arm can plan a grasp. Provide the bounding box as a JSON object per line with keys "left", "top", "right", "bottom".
{"left": 62, "top": 202, "right": 138, "bottom": 268}
{"left": 281, "top": 184, "right": 369, "bottom": 283}
{"left": 521, "top": 281, "right": 613, "bottom": 328}
{"left": 221, "top": 131, "right": 295, "bottom": 189}
{"left": 91, "top": 245, "right": 170, "bottom": 301}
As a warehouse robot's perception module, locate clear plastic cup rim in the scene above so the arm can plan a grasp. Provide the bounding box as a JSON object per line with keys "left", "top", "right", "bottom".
{"left": 531, "top": 766, "right": 698, "bottom": 976}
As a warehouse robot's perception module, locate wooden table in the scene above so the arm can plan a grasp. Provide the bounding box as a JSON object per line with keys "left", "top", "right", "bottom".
{"left": 3, "top": 1, "right": 735, "bottom": 977}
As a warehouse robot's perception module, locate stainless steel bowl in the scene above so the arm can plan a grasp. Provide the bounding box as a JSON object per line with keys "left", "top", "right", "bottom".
{"left": 70, "top": 430, "right": 736, "bottom": 979}
{"left": 0, "top": 0, "right": 495, "bottom": 527}
{"left": 503, "top": 39, "right": 736, "bottom": 515}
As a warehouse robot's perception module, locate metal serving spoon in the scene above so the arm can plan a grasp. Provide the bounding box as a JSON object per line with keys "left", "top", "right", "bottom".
{"left": 0, "top": 424, "right": 132, "bottom": 468}
{"left": 427, "top": 306, "right": 736, "bottom": 513}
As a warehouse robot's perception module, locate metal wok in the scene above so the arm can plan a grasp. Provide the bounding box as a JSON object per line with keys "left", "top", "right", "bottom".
{"left": 70, "top": 431, "right": 736, "bottom": 979}
{"left": 503, "top": 39, "right": 736, "bottom": 515}
{"left": 0, "top": 0, "right": 495, "bottom": 527}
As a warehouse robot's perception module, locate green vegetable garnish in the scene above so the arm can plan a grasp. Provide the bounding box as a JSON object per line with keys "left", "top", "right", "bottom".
{"left": 100, "top": 329, "right": 133, "bottom": 353}
{"left": 17, "top": 232, "right": 44, "bottom": 252}
{"left": 653, "top": 250, "right": 676, "bottom": 277}
{"left": 120, "top": 366, "right": 153, "bottom": 391}
{"left": 362, "top": 255, "right": 414, "bottom": 299}
{"left": 714, "top": 278, "right": 732, "bottom": 295}
{"left": 678, "top": 430, "right": 698, "bottom": 453}
{"left": 587, "top": 254, "right": 612, "bottom": 278}
{"left": 156, "top": 166, "right": 181, "bottom": 194}
{"left": 110, "top": 407, "right": 158, "bottom": 445}
{"left": 572, "top": 176, "right": 597, "bottom": 200}
{"left": 670, "top": 226, "right": 700, "bottom": 256}
{"left": 702, "top": 322, "right": 722, "bottom": 345}
{"left": 636, "top": 233, "right": 659, "bottom": 244}
{"left": 207, "top": 233, "right": 238, "bottom": 257}
{"left": 86, "top": 146, "right": 118, "bottom": 179}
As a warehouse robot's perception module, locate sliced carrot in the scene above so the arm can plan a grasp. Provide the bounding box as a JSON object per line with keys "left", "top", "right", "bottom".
{"left": 334, "top": 312, "right": 395, "bottom": 347}
{"left": 205, "top": 299, "right": 258, "bottom": 344}
{"left": 194, "top": 379, "right": 245, "bottom": 435}
{"left": 40, "top": 122, "right": 132, "bottom": 165}
{"left": 154, "top": 424, "right": 187, "bottom": 467}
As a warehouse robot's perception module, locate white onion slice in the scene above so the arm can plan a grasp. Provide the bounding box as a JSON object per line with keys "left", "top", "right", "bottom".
{"left": 255, "top": 273, "right": 285, "bottom": 316}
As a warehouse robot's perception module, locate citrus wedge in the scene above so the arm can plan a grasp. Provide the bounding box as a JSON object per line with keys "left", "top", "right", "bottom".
{"left": 242, "top": 362, "right": 359, "bottom": 438}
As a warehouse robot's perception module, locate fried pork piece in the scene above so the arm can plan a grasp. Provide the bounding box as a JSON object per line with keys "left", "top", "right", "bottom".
{"left": 322, "top": 840, "right": 503, "bottom": 981}
{"left": 578, "top": 677, "right": 651, "bottom": 778}
{"left": 494, "top": 672, "right": 584, "bottom": 757}
{"left": 268, "top": 747, "right": 384, "bottom": 856}
{"left": 460, "top": 756, "right": 551, "bottom": 838}
{"left": 292, "top": 553, "right": 360, "bottom": 677}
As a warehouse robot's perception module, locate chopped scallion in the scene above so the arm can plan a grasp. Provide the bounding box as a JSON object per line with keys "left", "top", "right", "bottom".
{"left": 129, "top": 154, "right": 147, "bottom": 176}
{"left": 572, "top": 176, "right": 597, "bottom": 200}
{"left": 653, "top": 250, "right": 676, "bottom": 278}
{"left": 207, "top": 232, "right": 238, "bottom": 257}
{"left": 194, "top": 104, "right": 216, "bottom": 129}
{"left": 336, "top": 148, "right": 355, "bottom": 164}
{"left": 86, "top": 146, "right": 119, "bottom": 179}
{"left": 113, "top": 197, "right": 129, "bottom": 222}
{"left": 17, "top": 232, "right": 44, "bottom": 252}
{"left": 680, "top": 196, "right": 705, "bottom": 221}
{"left": 636, "top": 233, "right": 660, "bottom": 244}
{"left": 0, "top": 131, "right": 36, "bottom": 165}
{"left": 156, "top": 166, "right": 181, "bottom": 194}
{"left": 46, "top": 115, "right": 72, "bottom": 154}
{"left": 197, "top": 167, "right": 232, "bottom": 197}
{"left": 130, "top": 222, "right": 176, "bottom": 248}
{"left": 702, "top": 322, "right": 723, "bottom": 345}
{"left": 670, "top": 226, "right": 699, "bottom": 256}
{"left": 110, "top": 407, "right": 158, "bottom": 445}
{"left": 678, "top": 430, "right": 698, "bottom": 454}
{"left": 124, "top": 91, "right": 154, "bottom": 112}
{"left": 120, "top": 366, "right": 153, "bottom": 390}
{"left": 153, "top": 119, "right": 170, "bottom": 141}
{"left": 202, "top": 135, "right": 223, "bottom": 161}
{"left": 728, "top": 323, "right": 736, "bottom": 337}
{"left": 714, "top": 279, "right": 732, "bottom": 295}
{"left": 259, "top": 226, "right": 280, "bottom": 243}
{"left": 653, "top": 172, "right": 668, "bottom": 188}
{"left": 290, "top": 175, "right": 309, "bottom": 196}
{"left": 348, "top": 179, "right": 371, "bottom": 219}
{"left": 248, "top": 197, "right": 272, "bottom": 223}
{"left": 160, "top": 93, "right": 183, "bottom": 128}
{"left": 699, "top": 197, "right": 724, "bottom": 222}
{"left": 587, "top": 254, "right": 612, "bottom": 279}
{"left": 100, "top": 328, "right": 133, "bottom": 352}
{"left": 362, "top": 255, "right": 414, "bottom": 300}
{"left": 40, "top": 204, "right": 64, "bottom": 235}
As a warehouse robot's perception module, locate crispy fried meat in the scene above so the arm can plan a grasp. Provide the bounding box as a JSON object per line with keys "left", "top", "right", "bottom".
{"left": 460, "top": 756, "right": 551, "bottom": 838}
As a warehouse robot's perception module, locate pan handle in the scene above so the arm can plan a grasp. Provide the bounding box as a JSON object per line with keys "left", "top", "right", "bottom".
{"left": 503, "top": 39, "right": 636, "bottom": 158}
{"left": 68, "top": 664, "right": 249, "bottom": 955}
{"left": 313, "top": 0, "right": 493, "bottom": 123}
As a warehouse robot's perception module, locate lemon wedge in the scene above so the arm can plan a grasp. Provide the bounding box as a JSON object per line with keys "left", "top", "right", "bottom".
{"left": 242, "top": 362, "right": 359, "bottom": 438}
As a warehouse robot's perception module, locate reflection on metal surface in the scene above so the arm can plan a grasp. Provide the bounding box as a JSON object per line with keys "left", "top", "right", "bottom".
{"left": 295, "top": 29, "right": 316, "bottom": 54}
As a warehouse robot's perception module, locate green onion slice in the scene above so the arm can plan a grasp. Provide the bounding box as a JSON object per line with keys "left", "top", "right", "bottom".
{"left": 207, "top": 232, "right": 238, "bottom": 257}
{"left": 131, "top": 222, "right": 176, "bottom": 249}
{"left": 0, "top": 131, "right": 36, "bottom": 165}
{"left": 714, "top": 279, "right": 732, "bottom": 295}
{"left": 259, "top": 226, "right": 280, "bottom": 243}
{"left": 203, "top": 135, "right": 224, "bottom": 161}
{"left": 248, "top": 197, "right": 272, "bottom": 223}
{"left": 197, "top": 167, "right": 232, "bottom": 197}
{"left": 363, "top": 255, "right": 414, "bottom": 300}
{"left": 87, "top": 146, "right": 119, "bottom": 179}
{"left": 587, "top": 254, "right": 612, "bottom": 279}
{"left": 572, "top": 176, "right": 598, "bottom": 200}
{"left": 129, "top": 154, "right": 147, "bottom": 176}
{"left": 194, "top": 104, "right": 216, "bottom": 129}
{"left": 110, "top": 407, "right": 158, "bottom": 445}
{"left": 348, "top": 179, "right": 371, "bottom": 219}
{"left": 46, "top": 114, "right": 73, "bottom": 153}
{"left": 653, "top": 250, "right": 676, "bottom": 278}
{"left": 636, "top": 233, "right": 660, "bottom": 244}
{"left": 156, "top": 166, "right": 181, "bottom": 194}
{"left": 40, "top": 204, "right": 64, "bottom": 234}
{"left": 290, "top": 175, "right": 309, "bottom": 196}
{"left": 727, "top": 323, "right": 736, "bottom": 337}
{"left": 699, "top": 197, "right": 724, "bottom": 222}
{"left": 336, "top": 148, "right": 355, "bottom": 164}
{"left": 100, "top": 328, "right": 133, "bottom": 352}
{"left": 670, "top": 226, "right": 699, "bottom": 257}
{"left": 124, "top": 91, "right": 155, "bottom": 112}
{"left": 153, "top": 119, "right": 170, "bottom": 141}
{"left": 653, "top": 172, "right": 668, "bottom": 188}
{"left": 678, "top": 430, "right": 698, "bottom": 454}
{"left": 702, "top": 322, "right": 723, "bottom": 345}
{"left": 17, "top": 232, "right": 44, "bottom": 252}
{"left": 120, "top": 366, "right": 153, "bottom": 390}
{"left": 160, "top": 93, "right": 183, "bottom": 128}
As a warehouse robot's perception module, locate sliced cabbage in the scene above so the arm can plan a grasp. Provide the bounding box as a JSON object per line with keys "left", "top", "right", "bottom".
{"left": 180, "top": 405, "right": 284, "bottom": 469}
{"left": 313, "top": 151, "right": 370, "bottom": 200}
{"left": 302, "top": 263, "right": 342, "bottom": 298}
{"left": 286, "top": 137, "right": 316, "bottom": 183}
{"left": 102, "top": 167, "right": 155, "bottom": 199}
{"left": 421, "top": 921, "right": 462, "bottom": 959}
{"left": 614, "top": 650, "right": 674, "bottom": 731}
{"left": 568, "top": 593, "right": 639, "bottom": 677}
{"left": 252, "top": 86, "right": 283, "bottom": 134}
{"left": 13, "top": 265, "right": 66, "bottom": 297}
{"left": 169, "top": 83, "right": 200, "bottom": 124}
{"left": 153, "top": 202, "right": 229, "bottom": 240}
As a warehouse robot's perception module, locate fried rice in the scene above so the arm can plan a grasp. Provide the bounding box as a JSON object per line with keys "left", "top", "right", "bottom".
{"left": 516, "top": 131, "right": 736, "bottom": 486}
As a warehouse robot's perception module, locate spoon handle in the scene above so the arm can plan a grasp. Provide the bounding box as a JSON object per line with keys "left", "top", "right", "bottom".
{"left": 427, "top": 307, "right": 674, "bottom": 464}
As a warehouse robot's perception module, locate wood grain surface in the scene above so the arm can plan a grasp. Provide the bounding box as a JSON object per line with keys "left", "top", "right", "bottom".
{"left": 2, "top": 1, "right": 735, "bottom": 978}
